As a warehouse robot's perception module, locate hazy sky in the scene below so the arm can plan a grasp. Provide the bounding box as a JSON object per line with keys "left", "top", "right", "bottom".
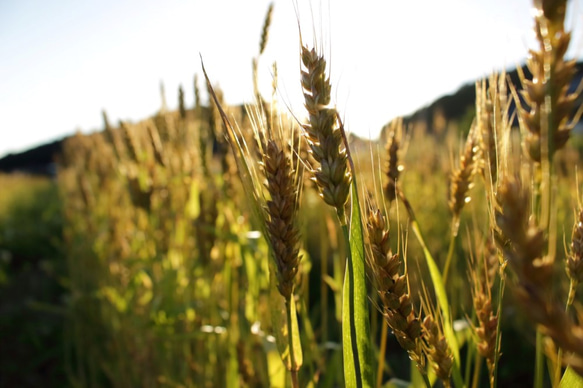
{"left": 1, "top": 0, "right": 583, "bottom": 157}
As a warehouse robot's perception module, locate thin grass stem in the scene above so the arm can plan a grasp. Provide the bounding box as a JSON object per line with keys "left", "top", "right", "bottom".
{"left": 492, "top": 272, "right": 505, "bottom": 388}
{"left": 286, "top": 297, "right": 300, "bottom": 388}
{"left": 376, "top": 323, "right": 388, "bottom": 388}
{"left": 443, "top": 232, "right": 457, "bottom": 284}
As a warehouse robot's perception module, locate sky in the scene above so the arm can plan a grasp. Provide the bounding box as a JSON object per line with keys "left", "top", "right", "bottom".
{"left": 1, "top": 0, "right": 583, "bottom": 157}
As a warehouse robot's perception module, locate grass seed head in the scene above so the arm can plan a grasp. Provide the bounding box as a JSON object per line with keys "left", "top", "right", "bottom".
{"left": 259, "top": 3, "right": 274, "bottom": 55}
{"left": 262, "top": 138, "right": 302, "bottom": 299}
{"left": 449, "top": 125, "right": 479, "bottom": 229}
{"left": 516, "top": 0, "right": 577, "bottom": 162}
{"left": 383, "top": 118, "right": 404, "bottom": 204}
{"left": 300, "top": 45, "right": 352, "bottom": 220}
{"left": 469, "top": 253, "right": 499, "bottom": 381}
{"left": 495, "top": 177, "right": 551, "bottom": 289}
{"left": 366, "top": 205, "right": 426, "bottom": 370}
{"left": 422, "top": 315, "right": 454, "bottom": 386}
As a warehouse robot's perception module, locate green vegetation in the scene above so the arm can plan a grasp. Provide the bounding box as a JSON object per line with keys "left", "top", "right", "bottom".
{"left": 4, "top": 1, "right": 583, "bottom": 387}
{"left": 0, "top": 174, "right": 65, "bottom": 387}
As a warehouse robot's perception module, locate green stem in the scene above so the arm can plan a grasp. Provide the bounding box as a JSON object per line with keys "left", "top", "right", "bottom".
{"left": 443, "top": 231, "right": 457, "bottom": 284}
{"left": 566, "top": 279, "right": 578, "bottom": 308}
{"left": 421, "top": 372, "right": 432, "bottom": 388}
{"left": 338, "top": 112, "right": 374, "bottom": 388}
{"left": 341, "top": 223, "right": 363, "bottom": 388}
{"left": 396, "top": 172, "right": 463, "bottom": 388}
{"left": 533, "top": 90, "right": 555, "bottom": 388}
{"left": 321, "top": 221, "right": 329, "bottom": 344}
{"left": 471, "top": 355, "right": 482, "bottom": 388}
{"left": 286, "top": 297, "right": 300, "bottom": 388}
{"left": 492, "top": 271, "right": 505, "bottom": 388}
{"left": 408, "top": 219, "right": 464, "bottom": 388}
{"left": 376, "top": 323, "right": 388, "bottom": 388}
{"left": 464, "top": 312, "right": 476, "bottom": 388}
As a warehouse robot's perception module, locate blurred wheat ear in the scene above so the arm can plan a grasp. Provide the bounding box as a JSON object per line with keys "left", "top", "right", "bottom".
{"left": 515, "top": 0, "right": 579, "bottom": 163}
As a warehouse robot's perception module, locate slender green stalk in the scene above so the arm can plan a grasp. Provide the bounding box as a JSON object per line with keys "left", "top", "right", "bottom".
{"left": 341, "top": 219, "right": 374, "bottom": 387}
{"left": 408, "top": 216, "right": 464, "bottom": 388}
{"left": 321, "top": 224, "right": 329, "bottom": 344}
{"left": 492, "top": 272, "right": 505, "bottom": 388}
{"left": 421, "top": 372, "right": 432, "bottom": 388}
{"left": 566, "top": 279, "right": 578, "bottom": 308}
{"left": 343, "top": 221, "right": 362, "bottom": 383}
{"left": 338, "top": 113, "right": 374, "bottom": 387}
{"left": 287, "top": 297, "right": 300, "bottom": 388}
{"left": 464, "top": 312, "right": 476, "bottom": 388}
{"left": 443, "top": 232, "right": 457, "bottom": 284}
{"left": 376, "top": 322, "right": 388, "bottom": 388}
{"left": 471, "top": 355, "right": 482, "bottom": 388}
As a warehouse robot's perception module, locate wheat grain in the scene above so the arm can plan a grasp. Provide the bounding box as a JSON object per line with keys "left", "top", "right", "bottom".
{"left": 366, "top": 205, "right": 426, "bottom": 371}
{"left": 383, "top": 118, "right": 404, "bottom": 204}
{"left": 516, "top": 0, "right": 577, "bottom": 162}
{"left": 449, "top": 124, "right": 479, "bottom": 225}
{"left": 422, "top": 315, "right": 453, "bottom": 387}
{"left": 300, "top": 45, "right": 351, "bottom": 221}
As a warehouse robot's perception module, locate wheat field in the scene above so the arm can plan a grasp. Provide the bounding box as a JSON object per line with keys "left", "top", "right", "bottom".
{"left": 4, "top": 1, "right": 583, "bottom": 387}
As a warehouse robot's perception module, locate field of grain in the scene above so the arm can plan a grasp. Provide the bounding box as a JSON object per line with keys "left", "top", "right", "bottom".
{"left": 3, "top": 1, "right": 583, "bottom": 387}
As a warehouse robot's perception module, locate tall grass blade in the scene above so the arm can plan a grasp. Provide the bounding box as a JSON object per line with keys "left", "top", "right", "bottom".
{"left": 410, "top": 220, "right": 464, "bottom": 387}
{"left": 342, "top": 179, "right": 374, "bottom": 387}
{"left": 268, "top": 267, "right": 303, "bottom": 373}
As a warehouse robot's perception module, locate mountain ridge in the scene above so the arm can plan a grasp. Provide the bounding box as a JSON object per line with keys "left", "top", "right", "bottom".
{"left": 3, "top": 61, "right": 583, "bottom": 175}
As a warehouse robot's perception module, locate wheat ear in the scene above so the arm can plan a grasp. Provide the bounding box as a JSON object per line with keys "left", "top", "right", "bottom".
{"left": 422, "top": 314, "right": 454, "bottom": 387}
{"left": 516, "top": 0, "right": 577, "bottom": 162}
{"left": 383, "top": 118, "right": 404, "bottom": 204}
{"left": 366, "top": 206, "right": 426, "bottom": 372}
{"left": 300, "top": 45, "right": 351, "bottom": 221}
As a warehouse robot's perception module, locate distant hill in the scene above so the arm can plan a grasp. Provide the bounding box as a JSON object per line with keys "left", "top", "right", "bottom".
{"left": 393, "top": 61, "right": 583, "bottom": 136}
{"left": 3, "top": 61, "right": 583, "bottom": 176}
{"left": 0, "top": 140, "right": 63, "bottom": 176}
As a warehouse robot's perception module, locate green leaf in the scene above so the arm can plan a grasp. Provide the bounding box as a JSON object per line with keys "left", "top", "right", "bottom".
{"left": 411, "top": 220, "right": 464, "bottom": 388}
{"left": 342, "top": 181, "right": 375, "bottom": 387}
{"left": 288, "top": 294, "right": 303, "bottom": 371}
{"left": 559, "top": 366, "right": 583, "bottom": 388}
{"left": 268, "top": 263, "right": 302, "bottom": 372}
